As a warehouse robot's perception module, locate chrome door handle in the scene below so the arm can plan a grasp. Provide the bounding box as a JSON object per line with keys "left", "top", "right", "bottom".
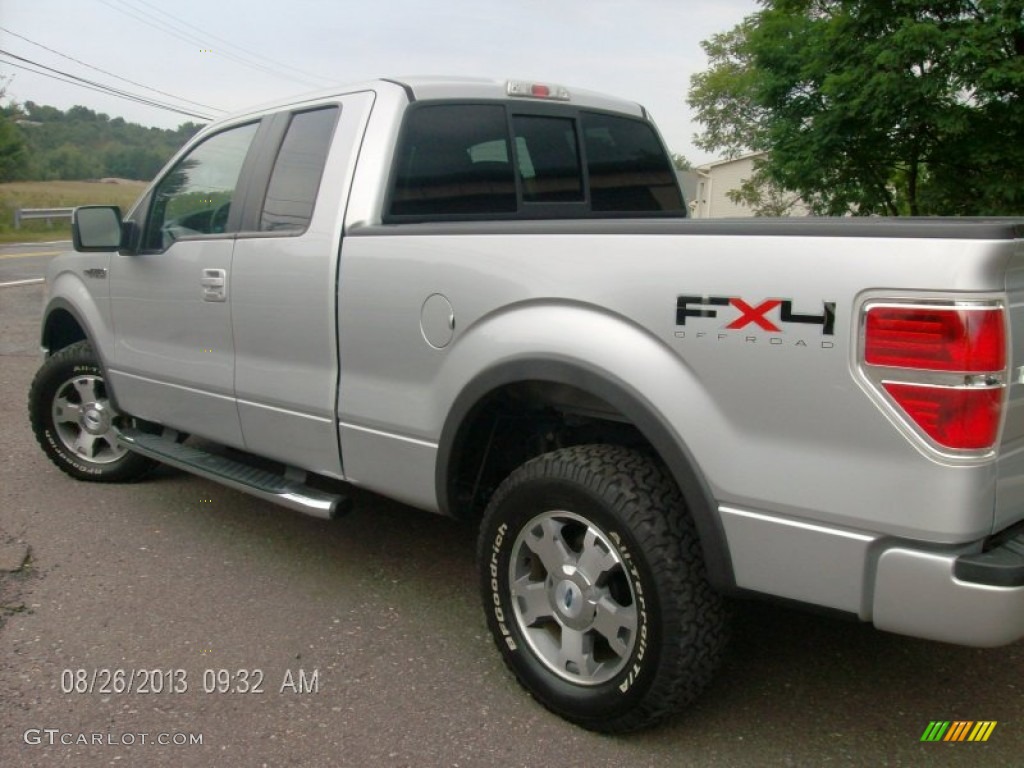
{"left": 201, "top": 268, "right": 227, "bottom": 302}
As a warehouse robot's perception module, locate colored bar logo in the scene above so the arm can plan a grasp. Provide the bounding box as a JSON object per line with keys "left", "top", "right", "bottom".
{"left": 920, "top": 721, "right": 997, "bottom": 742}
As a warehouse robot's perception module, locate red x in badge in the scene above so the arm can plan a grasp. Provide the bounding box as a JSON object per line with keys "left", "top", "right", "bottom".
{"left": 726, "top": 299, "right": 782, "bottom": 331}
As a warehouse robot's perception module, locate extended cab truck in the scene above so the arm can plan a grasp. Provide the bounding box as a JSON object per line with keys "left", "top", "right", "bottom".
{"left": 28, "top": 77, "right": 1024, "bottom": 732}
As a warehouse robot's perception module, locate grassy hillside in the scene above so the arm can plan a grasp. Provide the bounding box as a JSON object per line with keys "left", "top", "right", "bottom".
{"left": 0, "top": 180, "right": 147, "bottom": 243}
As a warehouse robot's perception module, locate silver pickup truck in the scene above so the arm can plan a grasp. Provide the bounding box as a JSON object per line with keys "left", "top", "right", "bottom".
{"left": 29, "top": 77, "right": 1024, "bottom": 732}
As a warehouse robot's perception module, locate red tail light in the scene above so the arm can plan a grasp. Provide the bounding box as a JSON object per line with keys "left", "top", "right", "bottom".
{"left": 881, "top": 382, "right": 1003, "bottom": 450}
{"left": 862, "top": 303, "right": 1007, "bottom": 453}
{"left": 865, "top": 307, "right": 1005, "bottom": 371}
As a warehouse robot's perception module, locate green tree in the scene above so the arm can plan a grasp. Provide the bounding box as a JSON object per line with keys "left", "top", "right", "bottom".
{"left": 104, "top": 145, "right": 167, "bottom": 181}
{"left": 670, "top": 152, "right": 694, "bottom": 171}
{"left": 12, "top": 102, "right": 202, "bottom": 181}
{"left": 688, "top": 0, "right": 1024, "bottom": 216}
{"left": 22, "top": 102, "right": 63, "bottom": 123}
{"left": 0, "top": 112, "right": 29, "bottom": 182}
{"left": 44, "top": 143, "right": 103, "bottom": 180}
{"left": 0, "top": 80, "right": 29, "bottom": 182}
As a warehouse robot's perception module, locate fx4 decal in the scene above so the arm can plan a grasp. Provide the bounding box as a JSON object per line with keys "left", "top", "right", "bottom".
{"left": 676, "top": 296, "right": 837, "bottom": 336}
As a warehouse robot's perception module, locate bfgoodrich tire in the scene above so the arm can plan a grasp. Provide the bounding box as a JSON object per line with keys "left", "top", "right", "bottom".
{"left": 478, "top": 444, "right": 727, "bottom": 732}
{"left": 28, "top": 341, "right": 156, "bottom": 482}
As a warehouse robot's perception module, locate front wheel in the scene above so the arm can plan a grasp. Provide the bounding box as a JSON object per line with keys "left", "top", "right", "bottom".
{"left": 29, "top": 341, "right": 156, "bottom": 482}
{"left": 478, "top": 444, "right": 727, "bottom": 732}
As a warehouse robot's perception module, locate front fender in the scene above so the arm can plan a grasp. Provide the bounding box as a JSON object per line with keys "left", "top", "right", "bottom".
{"left": 42, "top": 256, "right": 116, "bottom": 397}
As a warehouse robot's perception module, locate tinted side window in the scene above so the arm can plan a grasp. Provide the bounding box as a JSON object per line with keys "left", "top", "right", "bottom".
{"left": 389, "top": 105, "right": 516, "bottom": 217}
{"left": 512, "top": 116, "right": 583, "bottom": 203}
{"left": 582, "top": 113, "right": 683, "bottom": 212}
{"left": 260, "top": 107, "right": 339, "bottom": 232}
{"left": 144, "top": 122, "right": 259, "bottom": 250}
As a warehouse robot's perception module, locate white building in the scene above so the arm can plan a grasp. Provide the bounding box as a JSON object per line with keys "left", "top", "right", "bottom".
{"left": 691, "top": 152, "right": 809, "bottom": 218}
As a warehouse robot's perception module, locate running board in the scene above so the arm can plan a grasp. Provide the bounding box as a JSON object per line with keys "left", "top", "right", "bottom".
{"left": 119, "top": 428, "right": 349, "bottom": 520}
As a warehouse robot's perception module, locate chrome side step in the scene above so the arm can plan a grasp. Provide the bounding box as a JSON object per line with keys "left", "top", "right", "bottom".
{"left": 119, "top": 428, "right": 349, "bottom": 520}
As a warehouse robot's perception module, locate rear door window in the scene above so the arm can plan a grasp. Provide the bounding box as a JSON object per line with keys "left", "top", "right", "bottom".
{"left": 260, "top": 106, "right": 339, "bottom": 232}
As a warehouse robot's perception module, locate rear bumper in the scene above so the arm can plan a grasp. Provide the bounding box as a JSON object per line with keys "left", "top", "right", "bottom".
{"left": 719, "top": 505, "right": 1024, "bottom": 647}
{"left": 872, "top": 530, "right": 1024, "bottom": 647}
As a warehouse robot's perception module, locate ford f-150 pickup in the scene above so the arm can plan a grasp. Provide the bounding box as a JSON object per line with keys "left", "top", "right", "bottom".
{"left": 28, "top": 76, "right": 1024, "bottom": 732}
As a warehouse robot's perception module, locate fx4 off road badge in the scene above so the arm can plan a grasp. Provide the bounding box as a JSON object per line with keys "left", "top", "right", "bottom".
{"left": 675, "top": 295, "right": 836, "bottom": 348}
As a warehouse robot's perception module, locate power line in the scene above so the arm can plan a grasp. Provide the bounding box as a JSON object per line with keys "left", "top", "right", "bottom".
{"left": 126, "top": 0, "right": 331, "bottom": 87}
{"left": 0, "top": 25, "right": 224, "bottom": 113}
{"left": 0, "top": 57, "right": 182, "bottom": 112}
{"left": 0, "top": 50, "right": 214, "bottom": 120}
{"left": 0, "top": 55, "right": 213, "bottom": 121}
{"left": 1, "top": 58, "right": 135, "bottom": 103}
{"left": 96, "top": 0, "right": 329, "bottom": 89}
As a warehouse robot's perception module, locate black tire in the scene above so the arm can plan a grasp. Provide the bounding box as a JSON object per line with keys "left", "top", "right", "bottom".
{"left": 478, "top": 444, "right": 727, "bottom": 732}
{"left": 28, "top": 341, "right": 156, "bottom": 482}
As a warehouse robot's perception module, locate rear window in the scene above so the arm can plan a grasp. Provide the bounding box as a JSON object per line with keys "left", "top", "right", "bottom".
{"left": 582, "top": 112, "right": 684, "bottom": 212}
{"left": 513, "top": 115, "right": 583, "bottom": 203}
{"left": 387, "top": 103, "right": 684, "bottom": 221}
{"left": 389, "top": 104, "right": 516, "bottom": 217}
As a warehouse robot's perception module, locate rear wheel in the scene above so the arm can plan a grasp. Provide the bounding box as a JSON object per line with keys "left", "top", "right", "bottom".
{"left": 478, "top": 444, "right": 728, "bottom": 732}
{"left": 29, "top": 341, "right": 156, "bottom": 482}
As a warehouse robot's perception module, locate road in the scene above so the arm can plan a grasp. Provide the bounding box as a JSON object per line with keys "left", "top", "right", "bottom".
{"left": 0, "top": 241, "right": 69, "bottom": 287}
{"left": 0, "top": 250, "right": 1020, "bottom": 767}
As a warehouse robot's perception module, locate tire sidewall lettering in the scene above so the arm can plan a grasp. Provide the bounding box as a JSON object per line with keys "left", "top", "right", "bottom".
{"left": 485, "top": 485, "right": 658, "bottom": 709}
{"left": 45, "top": 425, "right": 103, "bottom": 475}
{"left": 488, "top": 522, "right": 517, "bottom": 650}
{"left": 607, "top": 530, "right": 649, "bottom": 694}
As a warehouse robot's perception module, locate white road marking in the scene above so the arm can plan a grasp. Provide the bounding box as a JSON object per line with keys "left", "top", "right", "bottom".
{"left": 0, "top": 250, "right": 63, "bottom": 260}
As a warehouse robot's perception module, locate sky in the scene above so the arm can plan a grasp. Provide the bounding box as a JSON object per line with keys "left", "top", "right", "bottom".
{"left": 0, "top": 0, "right": 759, "bottom": 166}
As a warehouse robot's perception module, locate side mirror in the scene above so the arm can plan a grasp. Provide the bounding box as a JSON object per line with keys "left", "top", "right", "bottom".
{"left": 72, "top": 206, "right": 123, "bottom": 252}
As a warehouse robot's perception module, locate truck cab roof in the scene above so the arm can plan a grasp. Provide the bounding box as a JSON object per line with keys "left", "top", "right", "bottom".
{"left": 217, "top": 76, "right": 648, "bottom": 127}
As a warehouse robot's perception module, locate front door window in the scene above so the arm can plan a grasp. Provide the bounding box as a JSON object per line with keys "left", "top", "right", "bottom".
{"left": 144, "top": 122, "right": 259, "bottom": 251}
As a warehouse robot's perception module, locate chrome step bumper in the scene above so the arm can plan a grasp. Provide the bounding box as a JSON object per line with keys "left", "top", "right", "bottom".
{"left": 119, "top": 428, "right": 349, "bottom": 520}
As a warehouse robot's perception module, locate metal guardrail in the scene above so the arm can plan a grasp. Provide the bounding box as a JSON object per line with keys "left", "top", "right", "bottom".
{"left": 14, "top": 207, "right": 74, "bottom": 229}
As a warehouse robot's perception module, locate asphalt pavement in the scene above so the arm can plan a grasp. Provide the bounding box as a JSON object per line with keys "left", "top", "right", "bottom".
{"left": 0, "top": 251, "right": 1020, "bottom": 767}
{"left": 0, "top": 241, "right": 70, "bottom": 287}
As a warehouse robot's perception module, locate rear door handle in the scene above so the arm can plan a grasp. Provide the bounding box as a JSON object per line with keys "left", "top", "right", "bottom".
{"left": 201, "top": 268, "right": 227, "bottom": 302}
